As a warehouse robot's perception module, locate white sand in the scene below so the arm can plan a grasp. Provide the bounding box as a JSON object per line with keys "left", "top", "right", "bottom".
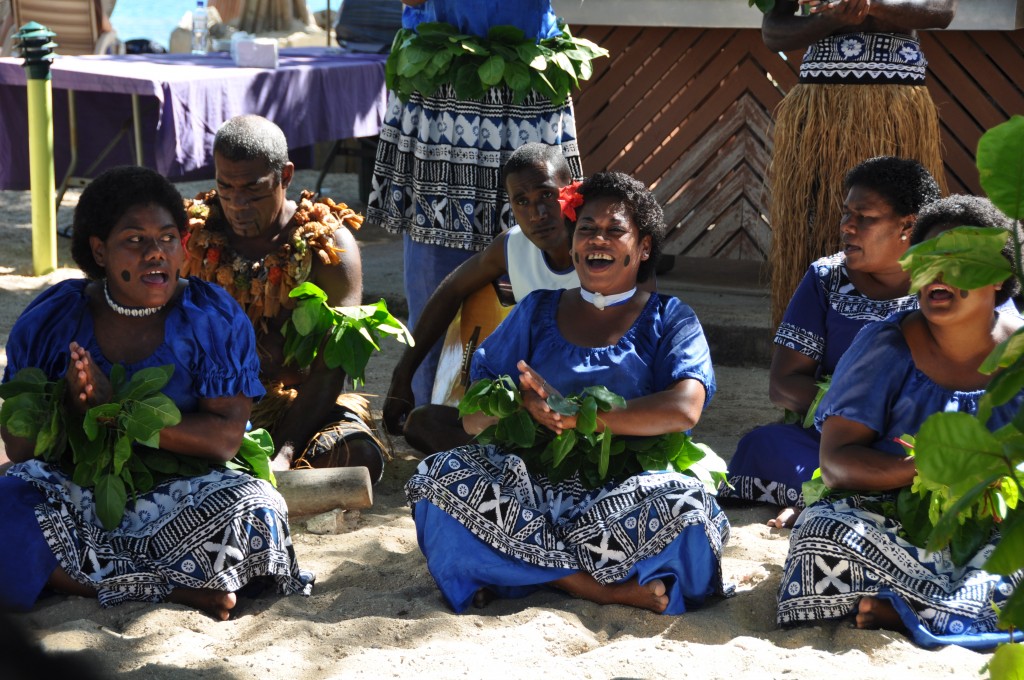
{"left": 0, "top": 173, "right": 994, "bottom": 679}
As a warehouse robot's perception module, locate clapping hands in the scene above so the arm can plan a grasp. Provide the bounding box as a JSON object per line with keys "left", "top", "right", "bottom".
{"left": 517, "top": 360, "right": 577, "bottom": 435}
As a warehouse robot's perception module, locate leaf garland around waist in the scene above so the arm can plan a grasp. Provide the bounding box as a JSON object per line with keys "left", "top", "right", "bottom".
{"left": 386, "top": 21, "right": 608, "bottom": 106}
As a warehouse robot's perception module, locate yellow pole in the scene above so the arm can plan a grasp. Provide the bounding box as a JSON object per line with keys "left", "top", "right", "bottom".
{"left": 16, "top": 21, "right": 58, "bottom": 276}
{"left": 27, "top": 77, "right": 56, "bottom": 276}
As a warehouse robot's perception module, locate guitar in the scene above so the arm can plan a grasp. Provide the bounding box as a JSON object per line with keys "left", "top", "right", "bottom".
{"left": 430, "top": 279, "right": 515, "bottom": 407}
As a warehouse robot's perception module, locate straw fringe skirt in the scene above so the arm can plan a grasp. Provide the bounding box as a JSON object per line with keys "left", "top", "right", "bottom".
{"left": 768, "top": 83, "right": 946, "bottom": 327}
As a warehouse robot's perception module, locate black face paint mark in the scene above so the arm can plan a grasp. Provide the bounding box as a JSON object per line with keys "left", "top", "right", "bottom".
{"left": 175, "top": 268, "right": 181, "bottom": 281}
{"left": 624, "top": 254, "right": 631, "bottom": 267}
{"left": 120, "top": 270, "right": 131, "bottom": 282}
{"left": 960, "top": 289, "right": 969, "bottom": 299}
{"left": 573, "top": 252, "right": 580, "bottom": 264}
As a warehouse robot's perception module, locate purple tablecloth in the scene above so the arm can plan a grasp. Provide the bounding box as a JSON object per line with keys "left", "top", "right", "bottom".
{"left": 0, "top": 48, "right": 387, "bottom": 189}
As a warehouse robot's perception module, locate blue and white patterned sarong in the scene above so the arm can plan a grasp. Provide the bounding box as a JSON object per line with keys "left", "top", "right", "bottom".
{"left": 5, "top": 460, "right": 312, "bottom": 608}
{"left": 778, "top": 495, "right": 1023, "bottom": 650}
{"left": 367, "top": 83, "right": 583, "bottom": 252}
{"left": 406, "top": 444, "right": 731, "bottom": 614}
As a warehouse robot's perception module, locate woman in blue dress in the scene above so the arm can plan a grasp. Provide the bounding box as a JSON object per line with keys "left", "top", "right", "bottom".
{"left": 405, "top": 172, "right": 729, "bottom": 614}
{"left": 777, "top": 195, "right": 1024, "bottom": 649}
{"left": 0, "top": 167, "right": 311, "bottom": 620}
{"left": 723, "top": 157, "right": 942, "bottom": 526}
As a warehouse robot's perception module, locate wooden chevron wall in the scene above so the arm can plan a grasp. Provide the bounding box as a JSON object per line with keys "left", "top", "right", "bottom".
{"left": 571, "top": 26, "right": 1024, "bottom": 264}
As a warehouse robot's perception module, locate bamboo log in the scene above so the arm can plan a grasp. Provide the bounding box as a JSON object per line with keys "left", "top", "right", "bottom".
{"left": 274, "top": 466, "right": 373, "bottom": 516}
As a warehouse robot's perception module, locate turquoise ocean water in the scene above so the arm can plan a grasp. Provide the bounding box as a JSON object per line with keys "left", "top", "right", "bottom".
{"left": 110, "top": 0, "right": 334, "bottom": 48}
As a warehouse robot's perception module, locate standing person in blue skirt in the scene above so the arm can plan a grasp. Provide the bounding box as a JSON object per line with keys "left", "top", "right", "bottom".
{"left": 368, "top": 0, "right": 600, "bottom": 408}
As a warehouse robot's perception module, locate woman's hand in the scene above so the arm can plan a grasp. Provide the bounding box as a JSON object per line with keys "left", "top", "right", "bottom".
{"left": 66, "top": 342, "right": 113, "bottom": 413}
{"left": 518, "top": 360, "right": 577, "bottom": 435}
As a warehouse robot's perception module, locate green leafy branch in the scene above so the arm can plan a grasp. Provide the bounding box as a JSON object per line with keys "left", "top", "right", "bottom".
{"left": 783, "top": 374, "right": 832, "bottom": 428}
{"left": 0, "top": 365, "right": 277, "bottom": 531}
{"left": 458, "top": 376, "right": 728, "bottom": 491}
{"left": 385, "top": 21, "right": 608, "bottom": 106}
{"left": 281, "top": 282, "right": 414, "bottom": 387}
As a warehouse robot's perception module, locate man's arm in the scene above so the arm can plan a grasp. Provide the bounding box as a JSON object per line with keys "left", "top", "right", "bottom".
{"left": 272, "top": 225, "right": 363, "bottom": 460}
{"left": 762, "top": 0, "right": 956, "bottom": 52}
{"left": 383, "top": 233, "right": 512, "bottom": 433}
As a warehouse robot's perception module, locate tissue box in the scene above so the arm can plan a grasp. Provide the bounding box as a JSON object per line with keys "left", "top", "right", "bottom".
{"left": 233, "top": 38, "right": 279, "bottom": 68}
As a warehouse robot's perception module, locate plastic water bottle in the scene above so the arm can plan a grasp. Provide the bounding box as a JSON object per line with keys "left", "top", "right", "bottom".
{"left": 191, "top": 0, "right": 209, "bottom": 55}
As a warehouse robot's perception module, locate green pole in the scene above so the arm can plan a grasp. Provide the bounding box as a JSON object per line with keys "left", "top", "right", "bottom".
{"left": 17, "top": 22, "right": 58, "bottom": 277}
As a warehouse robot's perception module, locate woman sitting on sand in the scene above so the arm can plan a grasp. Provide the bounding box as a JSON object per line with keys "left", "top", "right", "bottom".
{"left": 405, "top": 172, "right": 730, "bottom": 614}
{"left": 722, "top": 157, "right": 943, "bottom": 527}
{"left": 777, "top": 196, "right": 1024, "bottom": 649}
{"left": 0, "top": 166, "right": 312, "bottom": 620}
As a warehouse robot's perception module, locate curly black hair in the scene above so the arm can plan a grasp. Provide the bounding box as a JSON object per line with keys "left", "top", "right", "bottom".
{"left": 569, "top": 171, "right": 665, "bottom": 283}
{"left": 843, "top": 156, "right": 942, "bottom": 216}
{"left": 71, "top": 166, "right": 188, "bottom": 280}
{"left": 911, "top": 194, "right": 1021, "bottom": 305}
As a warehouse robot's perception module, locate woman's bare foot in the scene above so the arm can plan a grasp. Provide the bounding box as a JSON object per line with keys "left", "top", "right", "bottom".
{"left": 168, "top": 588, "right": 238, "bottom": 621}
{"left": 767, "top": 506, "right": 800, "bottom": 529}
{"left": 551, "top": 573, "right": 669, "bottom": 613}
{"left": 855, "top": 596, "right": 904, "bottom": 631}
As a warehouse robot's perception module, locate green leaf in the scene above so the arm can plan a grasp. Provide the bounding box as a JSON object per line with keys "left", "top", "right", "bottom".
{"left": 288, "top": 281, "right": 329, "bottom": 303}
{"left": 137, "top": 448, "right": 181, "bottom": 474}
{"left": 899, "top": 226, "right": 1011, "bottom": 296}
{"left": 112, "top": 435, "right": 132, "bottom": 475}
{"left": 477, "top": 55, "right": 506, "bottom": 86}
{"left": 0, "top": 392, "right": 51, "bottom": 439}
{"left": 123, "top": 394, "right": 181, "bottom": 443}
{"left": 598, "top": 430, "right": 612, "bottom": 480}
{"left": 897, "top": 487, "right": 938, "bottom": 549}
{"left": 504, "top": 408, "right": 537, "bottom": 449}
{"left": 977, "top": 115, "right": 1024, "bottom": 221}
{"left": 581, "top": 386, "right": 626, "bottom": 411}
{"left": 981, "top": 327, "right": 1024, "bottom": 375}
{"left": 291, "top": 299, "right": 322, "bottom": 336}
{"left": 546, "top": 393, "right": 580, "bottom": 416}
{"left": 913, "top": 412, "right": 1008, "bottom": 489}
{"left": 116, "top": 365, "right": 174, "bottom": 401}
{"left": 979, "top": 361, "right": 1024, "bottom": 424}
{"left": 576, "top": 397, "right": 598, "bottom": 435}
{"left": 924, "top": 472, "right": 1001, "bottom": 552}
{"left": 802, "top": 376, "right": 832, "bottom": 429}
{"left": 801, "top": 468, "right": 830, "bottom": 506}
{"left": 549, "top": 430, "right": 577, "bottom": 468}
{"left": 985, "top": 509, "right": 1024, "bottom": 574}
{"left": 459, "top": 378, "right": 494, "bottom": 416}
{"left": 95, "top": 473, "right": 128, "bottom": 531}
{"left": 0, "top": 367, "right": 49, "bottom": 398}
{"left": 504, "top": 60, "right": 532, "bottom": 92}
{"left": 83, "top": 403, "right": 120, "bottom": 441}
{"left": 230, "top": 428, "right": 276, "bottom": 486}
{"left": 989, "top": 641, "right": 1024, "bottom": 680}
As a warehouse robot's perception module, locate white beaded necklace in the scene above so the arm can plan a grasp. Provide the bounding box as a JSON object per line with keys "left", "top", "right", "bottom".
{"left": 579, "top": 286, "right": 637, "bottom": 311}
{"left": 104, "top": 279, "right": 164, "bottom": 318}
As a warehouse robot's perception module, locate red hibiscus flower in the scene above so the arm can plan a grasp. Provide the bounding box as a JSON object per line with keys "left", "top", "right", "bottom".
{"left": 558, "top": 181, "right": 584, "bottom": 222}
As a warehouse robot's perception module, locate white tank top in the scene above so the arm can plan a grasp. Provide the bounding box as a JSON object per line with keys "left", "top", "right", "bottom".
{"left": 504, "top": 226, "right": 579, "bottom": 302}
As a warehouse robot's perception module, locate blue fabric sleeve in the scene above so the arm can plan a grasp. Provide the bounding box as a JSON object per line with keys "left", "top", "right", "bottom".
{"left": 171, "top": 279, "right": 265, "bottom": 400}
{"left": 3, "top": 279, "right": 87, "bottom": 383}
{"left": 774, "top": 264, "right": 827, "bottom": 363}
{"left": 653, "top": 297, "right": 716, "bottom": 407}
{"left": 408, "top": 0, "right": 561, "bottom": 40}
{"left": 469, "top": 290, "right": 544, "bottom": 383}
{"left": 814, "top": 319, "right": 912, "bottom": 435}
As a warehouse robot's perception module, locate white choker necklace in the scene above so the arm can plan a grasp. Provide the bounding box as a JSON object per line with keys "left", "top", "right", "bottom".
{"left": 104, "top": 280, "right": 164, "bottom": 318}
{"left": 579, "top": 287, "right": 637, "bottom": 311}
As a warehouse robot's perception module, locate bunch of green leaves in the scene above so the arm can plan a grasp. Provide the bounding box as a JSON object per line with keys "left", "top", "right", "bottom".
{"left": 0, "top": 366, "right": 279, "bottom": 531}
{"left": 385, "top": 21, "right": 608, "bottom": 106}
{"left": 897, "top": 115, "right": 1024, "bottom": 675}
{"left": 458, "top": 376, "right": 728, "bottom": 491}
{"left": 282, "top": 282, "right": 413, "bottom": 387}
{"left": 748, "top": 0, "right": 776, "bottom": 12}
